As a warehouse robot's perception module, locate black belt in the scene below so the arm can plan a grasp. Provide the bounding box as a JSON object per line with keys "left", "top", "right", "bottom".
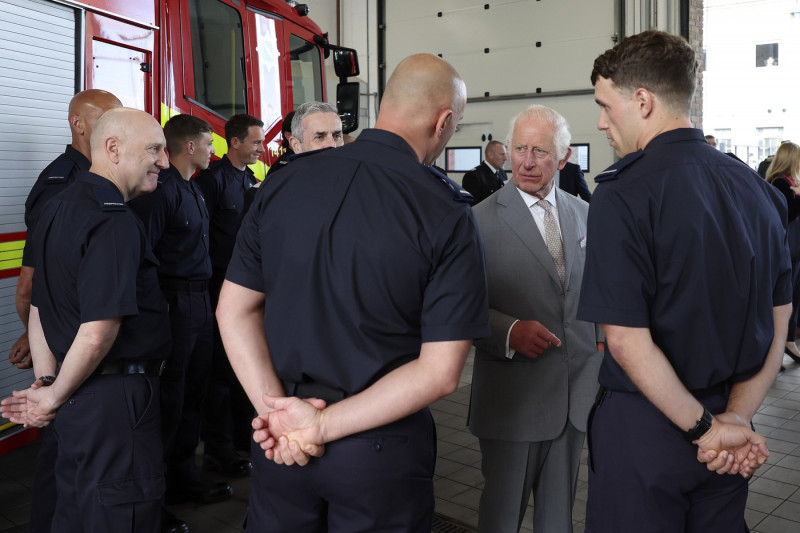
{"left": 282, "top": 380, "right": 347, "bottom": 405}
{"left": 160, "top": 279, "right": 209, "bottom": 292}
{"left": 96, "top": 359, "right": 165, "bottom": 377}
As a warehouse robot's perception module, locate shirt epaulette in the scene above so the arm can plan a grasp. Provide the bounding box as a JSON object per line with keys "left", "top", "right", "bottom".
{"left": 94, "top": 186, "right": 127, "bottom": 212}
{"left": 426, "top": 166, "right": 474, "bottom": 204}
{"left": 594, "top": 150, "right": 645, "bottom": 183}
{"left": 46, "top": 157, "right": 78, "bottom": 185}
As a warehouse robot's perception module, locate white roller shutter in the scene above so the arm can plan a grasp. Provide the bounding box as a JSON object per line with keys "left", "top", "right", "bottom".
{"left": 0, "top": 0, "right": 77, "bottom": 408}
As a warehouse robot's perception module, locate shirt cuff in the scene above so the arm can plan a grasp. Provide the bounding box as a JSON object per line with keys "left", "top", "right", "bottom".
{"left": 505, "top": 319, "right": 519, "bottom": 359}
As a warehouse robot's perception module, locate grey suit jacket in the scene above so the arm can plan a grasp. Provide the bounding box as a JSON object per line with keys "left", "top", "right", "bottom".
{"left": 468, "top": 183, "right": 602, "bottom": 442}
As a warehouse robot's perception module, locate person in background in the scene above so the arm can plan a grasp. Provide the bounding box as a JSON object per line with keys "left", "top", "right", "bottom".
{"left": 11, "top": 89, "right": 121, "bottom": 370}
{"left": 245, "top": 103, "right": 344, "bottom": 213}
{"left": 217, "top": 53, "right": 489, "bottom": 532}
{"left": 11, "top": 88, "right": 121, "bottom": 533}
{"left": 468, "top": 104, "right": 602, "bottom": 533}
{"left": 578, "top": 30, "right": 789, "bottom": 532}
{"left": 264, "top": 111, "right": 295, "bottom": 178}
{"left": 766, "top": 141, "right": 800, "bottom": 365}
{"left": 462, "top": 140, "right": 508, "bottom": 204}
{"left": 129, "top": 114, "right": 229, "bottom": 533}
{"left": 288, "top": 101, "right": 344, "bottom": 153}
{"left": 705, "top": 134, "right": 717, "bottom": 148}
{"left": 557, "top": 161, "right": 592, "bottom": 201}
{"left": 196, "top": 114, "right": 264, "bottom": 477}
{"left": 1, "top": 108, "right": 171, "bottom": 533}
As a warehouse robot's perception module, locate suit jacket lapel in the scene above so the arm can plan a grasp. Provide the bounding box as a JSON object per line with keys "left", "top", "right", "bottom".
{"left": 496, "top": 184, "right": 562, "bottom": 288}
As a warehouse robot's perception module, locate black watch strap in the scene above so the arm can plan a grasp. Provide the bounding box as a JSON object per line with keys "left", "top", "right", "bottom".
{"left": 38, "top": 375, "right": 56, "bottom": 387}
{"left": 685, "top": 407, "right": 713, "bottom": 442}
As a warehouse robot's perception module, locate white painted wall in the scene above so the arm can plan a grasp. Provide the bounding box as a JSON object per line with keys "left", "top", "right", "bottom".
{"left": 704, "top": 0, "right": 800, "bottom": 168}
{"left": 313, "top": 0, "right": 620, "bottom": 186}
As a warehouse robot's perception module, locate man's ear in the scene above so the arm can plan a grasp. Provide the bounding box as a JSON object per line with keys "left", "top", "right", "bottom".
{"left": 635, "top": 87, "right": 655, "bottom": 118}
{"left": 186, "top": 139, "right": 195, "bottom": 156}
{"left": 435, "top": 109, "right": 453, "bottom": 138}
{"left": 69, "top": 114, "right": 83, "bottom": 135}
{"left": 557, "top": 147, "right": 573, "bottom": 171}
{"left": 289, "top": 135, "right": 302, "bottom": 153}
{"left": 105, "top": 136, "right": 121, "bottom": 164}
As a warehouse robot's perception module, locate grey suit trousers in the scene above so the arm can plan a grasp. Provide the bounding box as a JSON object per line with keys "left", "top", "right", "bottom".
{"left": 478, "top": 421, "right": 584, "bottom": 533}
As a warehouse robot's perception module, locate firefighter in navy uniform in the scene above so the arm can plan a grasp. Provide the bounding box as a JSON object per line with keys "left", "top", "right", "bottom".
{"left": 10, "top": 89, "right": 121, "bottom": 533}
{"left": 217, "top": 54, "right": 489, "bottom": 533}
{"left": 1, "top": 107, "right": 171, "bottom": 533}
{"left": 196, "top": 114, "right": 264, "bottom": 475}
{"left": 129, "top": 114, "right": 232, "bottom": 533}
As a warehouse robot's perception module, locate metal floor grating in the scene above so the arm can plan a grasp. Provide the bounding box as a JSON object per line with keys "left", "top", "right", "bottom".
{"left": 432, "top": 513, "right": 476, "bottom": 533}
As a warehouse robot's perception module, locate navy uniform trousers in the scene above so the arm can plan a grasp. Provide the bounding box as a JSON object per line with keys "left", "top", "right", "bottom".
{"left": 160, "top": 288, "right": 213, "bottom": 478}
{"left": 586, "top": 388, "right": 749, "bottom": 533}
{"left": 202, "top": 271, "right": 253, "bottom": 455}
{"left": 246, "top": 408, "right": 437, "bottom": 533}
{"left": 52, "top": 373, "right": 164, "bottom": 533}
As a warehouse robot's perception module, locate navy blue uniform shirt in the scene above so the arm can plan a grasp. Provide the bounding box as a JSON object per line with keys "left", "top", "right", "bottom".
{"left": 23, "top": 145, "right": 91, "bottom": 267}
{"left": 195, "top": 154, "right": 256, "bottom": 273}
{"left": 129, "top": 164, "right": 212, "bottom": 282}
{"left": 226, "top": 129, "right": 490, "bottom": 395}
{"left": 578, "top": 128, "right": 791, "bottom": 392}
{"left": 31, "top": 172, "right": 170, "bottom": 362}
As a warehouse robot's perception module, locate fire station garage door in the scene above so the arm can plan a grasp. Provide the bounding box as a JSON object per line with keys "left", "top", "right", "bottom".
{"left": 0, "top": 0, "right": 76, "bottom": 404}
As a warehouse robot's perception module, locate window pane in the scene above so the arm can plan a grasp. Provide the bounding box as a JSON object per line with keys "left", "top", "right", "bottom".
{"left": 289, "top": 34, "right": 322, "bottom": 109}
{"left": 254, "top": 14, "right": 282, "bottom": 135}
{"left": 189, "top": 0, "right": 247, "bottom": 118}
{"left": 755, "top": 43, "right": 778, "bottom": 68}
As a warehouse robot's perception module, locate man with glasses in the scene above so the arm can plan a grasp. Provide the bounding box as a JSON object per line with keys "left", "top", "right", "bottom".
{"left": 468, "top": 104, "right": 603, "bottom": 533}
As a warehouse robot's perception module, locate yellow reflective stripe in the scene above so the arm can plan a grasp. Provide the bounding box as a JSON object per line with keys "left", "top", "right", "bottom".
{"left": 0, "top": 258, "right": 22, "bottom": 270}
{"left": 0, "top": 240, "right": 24, "bottom": 252}
{"left": 161, "top": 102, "right": 267, "bottom": 182}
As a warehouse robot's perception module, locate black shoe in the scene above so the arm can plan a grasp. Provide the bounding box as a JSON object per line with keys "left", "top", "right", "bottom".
{"left": 162, "top": 508, "right": 189, "bottom": 533}
{"left": 203, "top": 449, "right": 252, "bottom": 478}
{"left": 785, "top": 347, "right": 800, "bottom": 363}
{"left": 166, "top": 475, "right": 233, "bottom": 505}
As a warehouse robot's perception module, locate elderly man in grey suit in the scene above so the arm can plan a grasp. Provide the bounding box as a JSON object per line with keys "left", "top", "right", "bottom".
{"left": 468, "top": 104, "right": 603, "bottom": 533}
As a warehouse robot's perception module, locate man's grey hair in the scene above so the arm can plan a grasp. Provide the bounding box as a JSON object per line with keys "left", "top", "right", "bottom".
{"left": 506, "top": 105, "right": 572, "bottom": 159}
{"left": 291, "top": 101, "right": 340, "bottom": 142}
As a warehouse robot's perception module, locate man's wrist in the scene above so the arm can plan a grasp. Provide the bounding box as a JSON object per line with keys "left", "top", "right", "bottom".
{"left": 37, "top": 375, "right": 56, "bottom": 387}
{"left": 686, "top": 407, "right": 713, "bottom": 442}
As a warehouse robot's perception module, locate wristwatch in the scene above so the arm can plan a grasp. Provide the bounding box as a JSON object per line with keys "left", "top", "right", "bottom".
{"left": 685, "top": 407, "right": 713, "bottom": 442}
{"left": 38, "top": 375, "right": 56, "bottom": 387}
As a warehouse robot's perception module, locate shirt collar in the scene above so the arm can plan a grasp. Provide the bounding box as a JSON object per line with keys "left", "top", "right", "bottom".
{"left": 516, "top": 182, "right": 558, "bottom": 209}
{"left": 484, "top": 160, "right": 499, "bottom": 173}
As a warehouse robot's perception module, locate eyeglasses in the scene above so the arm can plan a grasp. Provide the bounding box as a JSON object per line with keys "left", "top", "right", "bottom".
{"left": 512, "top": 145, "right": 553, "bottom": 159}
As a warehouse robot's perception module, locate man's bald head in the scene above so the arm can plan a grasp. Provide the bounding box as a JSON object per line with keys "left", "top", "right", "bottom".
{"left": 90, "top": 108, "right": 168, "bottom": 201}
{"left": 376, "top": 54, "right": 466, "bottom": 164}
{"left": 68, "top": 89, "right": 122, "bottom": 159}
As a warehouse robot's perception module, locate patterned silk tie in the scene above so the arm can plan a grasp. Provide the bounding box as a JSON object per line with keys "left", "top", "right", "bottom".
{"left": 539, "top": 199, "right": 566, "bottom": 286}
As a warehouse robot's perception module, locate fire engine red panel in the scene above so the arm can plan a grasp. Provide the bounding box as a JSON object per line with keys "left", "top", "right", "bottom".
{"left": 82, "top": 0, "right": 158, "bottom": 27}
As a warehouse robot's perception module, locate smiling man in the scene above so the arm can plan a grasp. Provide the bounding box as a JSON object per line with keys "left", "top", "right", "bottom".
{"left": 577, "top": 30, "right": 791, "bottom": 533}
{"left": 1, "top": 108, "right": 171, "bottom": 532}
